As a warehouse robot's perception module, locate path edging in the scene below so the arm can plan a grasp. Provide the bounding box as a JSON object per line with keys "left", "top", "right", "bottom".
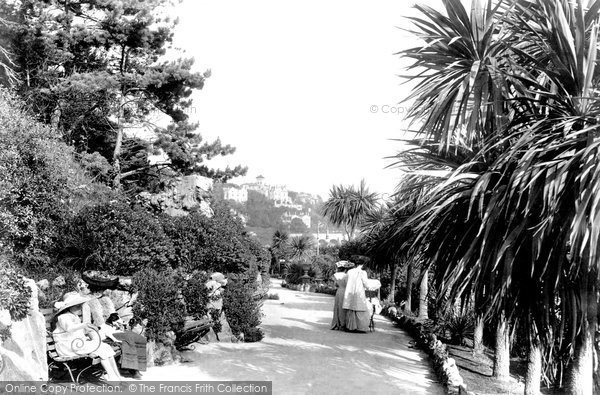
{"left": 381, "top": 306, "right": 474, "bottom": 395}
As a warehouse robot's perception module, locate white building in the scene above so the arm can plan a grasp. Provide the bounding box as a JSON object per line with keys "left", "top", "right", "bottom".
{"left": 269, "top": 185, "right": 292, "bottom": 205}
{"left": 223, "top": 184, "right": 248, "bottom": 203}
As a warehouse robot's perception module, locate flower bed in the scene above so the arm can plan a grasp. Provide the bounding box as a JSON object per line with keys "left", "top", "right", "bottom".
{"left": 381, "top": 306, "right": 473, "bottom": 395}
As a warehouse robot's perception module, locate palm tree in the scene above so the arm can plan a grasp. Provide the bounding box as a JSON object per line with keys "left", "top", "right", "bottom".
{"left": 394, "top": 0, "right": 600, "bottom": 393}
{"left": 322, "top": 179, "right": 378, "bottom": 240}
{"left": 288, "top": 235, "right": 314, "bottom": 262}
{"left": 270, "top": 229, "right": 289, "bottom": 275}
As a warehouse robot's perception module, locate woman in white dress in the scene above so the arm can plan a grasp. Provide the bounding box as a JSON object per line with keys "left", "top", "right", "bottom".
{"left": 53, "top": 293, "right": 122, "bottom": 382}
{"left": 342, "top": 259, "right": 371, "bottom": 332}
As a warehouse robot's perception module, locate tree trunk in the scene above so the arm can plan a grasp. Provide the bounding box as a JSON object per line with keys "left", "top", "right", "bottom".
{"left": 473, "top": 313, "right": 484, "bottom": 356}
{"left": 493, "top": 310, "right": 510, "bottom": 381}
{"left": 112, "top": 92, "right": 125, "bottom": 188}
{"left": 524, "top": 338, "right": 541, "bottom": 395}
{"left": 406, "top": 262, "right": 413, "bottom": 313}
{"left": 567, "top": 272, "right": 597, "bottom": 395}
{"left": 389, "top": 262, "right": 397, "bottom": 304}
{"left": 418, "top": 268, "right": 428, "bottom": 320}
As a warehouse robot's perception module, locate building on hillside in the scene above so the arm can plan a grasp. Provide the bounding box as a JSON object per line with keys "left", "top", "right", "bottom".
{"left": 243, "top": 176, "right": 270, "bottom": 196}
{"left": 274, "top": 202, "right": 303, "bottom": 210}
{"left": 269, "top": 185, "right": 292, "bottom": 205}
{"left": 288, "top": 232, "right": 347, "bottom": 244}
{"left": 281, "top": 212, "right": 311, "bottom": 229}
{"left": 296, "top": 192, "right": 321, "bottom": 206}
{"left": 243, "top": 175, "right": 292, "bottom": 205}
{"left": 222, "top": 183, "right": 248, "bottom": 203}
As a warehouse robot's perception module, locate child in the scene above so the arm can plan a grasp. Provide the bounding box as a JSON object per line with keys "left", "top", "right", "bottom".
{"left": 99, "top": 312, "right": 123, "bottom": 343}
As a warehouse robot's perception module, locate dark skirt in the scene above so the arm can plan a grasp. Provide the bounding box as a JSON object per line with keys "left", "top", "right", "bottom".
{"left": 113, "top": 331, "right": 147, "bottom": 371}
{"left": 331, "top": 288, "right": 346, "bottom": 330}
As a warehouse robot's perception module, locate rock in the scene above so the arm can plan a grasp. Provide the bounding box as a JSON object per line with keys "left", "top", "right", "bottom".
{"left": 137, "top": 175, "right": 213, "bottom": 217}
{"left": 0, "top": 310, "right": 10, "bottom": 327}
{"left": 52, "top": 276, "right": 65, "bottom": 287}
{"left": 0, "top": 278, "right": 48, "bottom": 381}
{"left": 36, "top": 279, "right": 49, "bottom": 291}
{"left": 147, "top": 336, "right": 177, "bottom": 367}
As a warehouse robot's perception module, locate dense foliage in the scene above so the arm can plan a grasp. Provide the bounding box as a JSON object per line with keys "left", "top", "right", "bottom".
{"left": 181, "top": 271, "right": 210, "bottom": 320}
{"left": 61, "top": 202, "right": 175, "bottom": 275}
{"left": 163, "top": 201, "right": 270, "bottom": 274}
{"left": 0, "top": 267, "right": 32, "bottom": 322}
{"left": 132, "top": 268, "right": 187, "bottom": 341}
{"left": 1, "top": 0, "right": 246, "bottom": 192}
{"left": 223, "top": 273, "right": 263, "bottom": 342}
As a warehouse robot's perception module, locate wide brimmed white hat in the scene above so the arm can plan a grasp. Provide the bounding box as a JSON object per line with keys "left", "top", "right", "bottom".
{"left": 54, "top": 293, "right": 91, "bottom": 315}
{"left": 335, "top": 260, "right": 349, "bottom": 268}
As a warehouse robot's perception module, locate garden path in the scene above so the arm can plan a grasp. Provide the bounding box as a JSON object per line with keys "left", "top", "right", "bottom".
{"left": 144, "top": 279, "right": 445, "bottom": 395}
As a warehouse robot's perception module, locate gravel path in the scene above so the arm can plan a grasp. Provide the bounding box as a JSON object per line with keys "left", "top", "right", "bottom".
{"left": 145, "top": 279, "right": 445, "bottom": 395}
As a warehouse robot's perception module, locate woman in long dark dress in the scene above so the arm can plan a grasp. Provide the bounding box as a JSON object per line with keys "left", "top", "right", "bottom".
{"left": 331, "top": 261, "right": 352, "bottom": 330}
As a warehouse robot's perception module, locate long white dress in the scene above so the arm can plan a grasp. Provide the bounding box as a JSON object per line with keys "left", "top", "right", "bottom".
{"left": 342, "top": 266, "right": 371, "bottom": 332}
{"left": 53, "top": 312, "right": 115, "bottom": 360}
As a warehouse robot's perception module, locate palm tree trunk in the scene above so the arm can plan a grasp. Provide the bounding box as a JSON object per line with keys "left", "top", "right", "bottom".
{"left": 567, "top": 272, "right": 597, "bottom": 395}
{"left": 524, "top": 337, "right": 541, "bottom": 395}
{"left": 406, "top": 262, "right": 414, "bottom": 313}
{"left": 418, "top": 268, "right": 428, "bottom": 320}
{"left": 388, "top": 261, "right": 397, "bottom": 304}
{"left": 473, "top": 313, "right": 484, "bottom": 356}
{"left": 493, "top": 310, "right": 510, "bottom": 381}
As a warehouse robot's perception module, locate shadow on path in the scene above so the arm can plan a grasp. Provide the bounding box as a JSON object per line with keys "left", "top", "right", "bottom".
{"left": 146, "top": 280, "right": 445, "bottom": 395}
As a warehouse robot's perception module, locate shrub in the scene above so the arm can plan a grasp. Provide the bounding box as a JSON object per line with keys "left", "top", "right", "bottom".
{"left": 61, "top": 202, "right": 175, "bottom": 275}
{"left": 181, "top": 270, "right": 210, "bottom": 320}
{"left": 315, "top": 284, "right": 337, "bottom": 295}
{"left": 0, "top": 267, "right": 32, "bottom": 321}
{"left": 132, "top": 268, "right": 186, "bottom": 341}
{"left": 223, "top": 274, "right": 262, "bottom": 342}
{"left": 436, "top": 312, "right": 475, "bottom": 346}
{"left": 162, "top": 202, "right": 268, "bottom": 274}
{"left": 285, "top": 261, "right": 308, "bottom": 285}
{"left": 266, "top": 293, "right": 279, "bottom": 300}
{"left": 243, "top": 327, "right": 264, "bottom": 342}
{"left": 311, "top": 255, "right": 336, "bottom": 282}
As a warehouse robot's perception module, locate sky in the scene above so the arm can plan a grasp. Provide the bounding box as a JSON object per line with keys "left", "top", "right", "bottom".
{"left": 170, "top": 0, "right": 443, "bottom": 199}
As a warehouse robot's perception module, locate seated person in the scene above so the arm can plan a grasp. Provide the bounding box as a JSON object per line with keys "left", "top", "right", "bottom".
{"left": 53, "top": 294, "right": 122, "bottom": 382}
{"left": 77, "top": 279, "right": 147, "bottom": 379}
{"left": 99, "top": 313, "right": 124, "bottom": 344}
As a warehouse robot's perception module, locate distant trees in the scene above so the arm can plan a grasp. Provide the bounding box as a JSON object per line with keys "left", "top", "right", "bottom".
{"left": 322, "top": 179, "right": 378, "bottom": 239}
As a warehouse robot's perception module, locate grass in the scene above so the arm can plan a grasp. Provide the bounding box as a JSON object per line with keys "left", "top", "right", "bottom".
{"left": 447, "top": 344, "right": 524, "bottom": 394}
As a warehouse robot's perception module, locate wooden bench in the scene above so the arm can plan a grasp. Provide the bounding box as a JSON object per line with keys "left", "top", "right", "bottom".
{"left": 41, "top": 308, "right": 121, "bottom": 383}
{"left": 174, "top": 317, "right": 213, "bottom": 350}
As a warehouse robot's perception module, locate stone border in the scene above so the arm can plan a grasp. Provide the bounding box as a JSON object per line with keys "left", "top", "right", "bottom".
{"left": 381, "top": 306, "right": 474, "bottom": 395}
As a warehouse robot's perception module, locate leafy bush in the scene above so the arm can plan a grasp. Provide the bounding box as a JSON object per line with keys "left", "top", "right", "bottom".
{"left": 311, "top": 255, "right": 336, "bottom": 282}
{"left": 266, "top": 293, "right": 279, "bottom": 300}
{"left": 61, "top": 202, "right": 175, "bottom": 275}
{"left": 437, "top": 312, "right": 475, "bottom": 346}
{"left": 181, "top": 270, "right": 210, "bottom": 320}
{"left": 223, "top": 274, "right": 262, "bottom": 342}
{"left": 0, "top": 267, "right": 32, "bottom": 321}
{"left": 243, "top": 327, "right": 264, "bottom": 342}
{"left": 162, "top": 201, "right": 268, "bottom": 274}
{"left": 314, "top": 284, "right": 337, "bottom": 295}
{"left": 285, "top": 261, "right": 312, "bottom": 285}
{"left": 132, "top": 268, "right": 186, "bottom": 341}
